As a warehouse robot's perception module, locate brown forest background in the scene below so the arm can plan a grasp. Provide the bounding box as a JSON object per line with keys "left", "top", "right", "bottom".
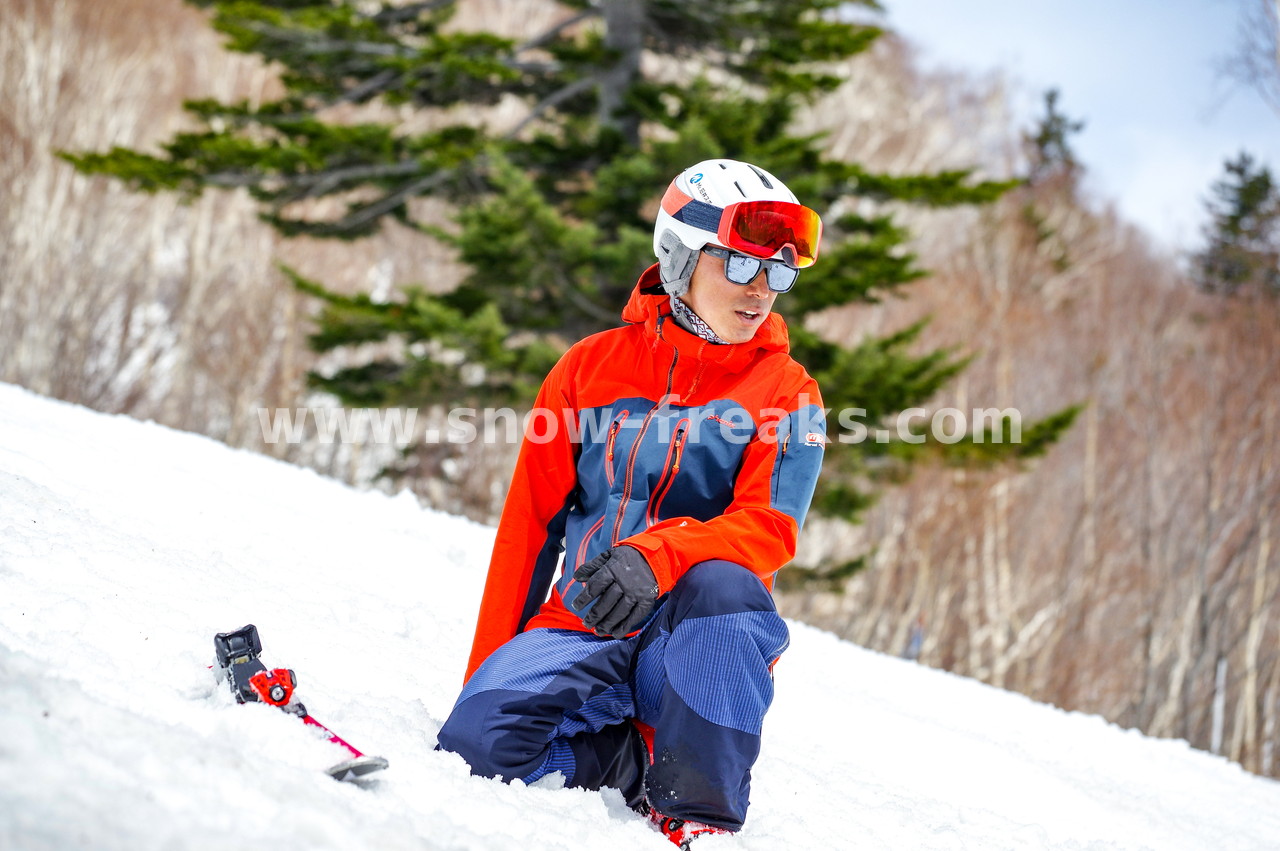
{"left": 2, "top": 0, "right": 1278, "bottom": 778}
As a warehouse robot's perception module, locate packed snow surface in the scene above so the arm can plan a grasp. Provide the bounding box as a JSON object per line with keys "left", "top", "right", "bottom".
{"left": 2, "top": 381, "right": 1279, "bottom": 850}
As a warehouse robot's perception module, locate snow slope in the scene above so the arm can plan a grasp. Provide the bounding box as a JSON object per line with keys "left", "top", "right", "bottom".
{"left": 2, "top": 381, "right": 1278, "bottom": 851}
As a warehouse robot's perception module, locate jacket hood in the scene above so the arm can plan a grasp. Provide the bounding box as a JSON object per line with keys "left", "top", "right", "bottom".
{"left": 621, "top": 264, "right": 791, "bottom": 363}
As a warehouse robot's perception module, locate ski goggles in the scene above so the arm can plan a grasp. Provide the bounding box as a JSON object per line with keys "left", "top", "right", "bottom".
{"left": 701, "top": 245, "right": 800, "bottom": 293}
{"left": 661, "top": 185, "right": 823, "bottom": 268}
{"left": 717, "top": 200, "right": 823, "bottom": 268}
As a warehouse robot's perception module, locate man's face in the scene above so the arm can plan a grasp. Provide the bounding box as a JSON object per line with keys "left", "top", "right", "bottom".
{"left": 682, "top": 251, "right": 779, "bottom": 344}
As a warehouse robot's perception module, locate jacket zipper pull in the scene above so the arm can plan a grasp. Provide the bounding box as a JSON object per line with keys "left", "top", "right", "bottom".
{"left": 606, "top": 422, "right": 620, "bottom": 463}
{"left": 671, "top": 427, "right": 687, "bottom": 472}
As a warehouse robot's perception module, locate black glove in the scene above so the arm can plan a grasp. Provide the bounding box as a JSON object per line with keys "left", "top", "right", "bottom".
{"left": 572, "top": 545, "right": 661, "bottom": 639}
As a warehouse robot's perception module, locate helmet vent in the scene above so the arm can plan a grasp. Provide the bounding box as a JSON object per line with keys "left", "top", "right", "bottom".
{"left": 733, "top": 181, "right": 747, "bottom": 197}
{"left": 747, "top": 165, "right": 774, "bottom": 189}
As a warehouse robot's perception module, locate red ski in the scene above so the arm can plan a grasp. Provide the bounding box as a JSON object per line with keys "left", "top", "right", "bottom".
{"left": 214, "top": 624, "right": 389, "bottom": 780}
{"left": 302, "top": 712, "right": 389, "bottom": 780}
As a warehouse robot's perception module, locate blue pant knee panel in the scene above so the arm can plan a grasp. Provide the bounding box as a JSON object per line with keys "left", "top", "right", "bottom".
{"left": 437, "top": 561, "right": 790, "bottom": 829}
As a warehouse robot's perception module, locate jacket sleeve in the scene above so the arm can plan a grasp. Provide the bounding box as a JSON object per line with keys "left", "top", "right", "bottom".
{"left": 622, "top": 377, "right": 826, "bottom": 591}
{"left": 463, "top": 353, "right": 579, "bottom": 682}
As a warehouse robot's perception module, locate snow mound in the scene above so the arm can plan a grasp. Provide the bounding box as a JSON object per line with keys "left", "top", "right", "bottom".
{"left": 1, "top": 382, "right": 1277, "bottom": 850}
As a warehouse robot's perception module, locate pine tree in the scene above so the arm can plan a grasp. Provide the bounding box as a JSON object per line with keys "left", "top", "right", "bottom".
{"left": 64, "top": 0, "right": 1078, "bottom": 567}
{"left": 1194, "top": 152, "right": 1280, "bottom": 297}
{"left": 1024, "top": 88, "right": 1085, "bottom": 185}
{"left": 1017, "top": 89, "right": 1087, "bottom": 273}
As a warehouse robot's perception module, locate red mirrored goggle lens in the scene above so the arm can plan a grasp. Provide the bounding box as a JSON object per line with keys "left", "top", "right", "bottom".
{"left": 718, "top": 201, "right": 822, "bottom": 268}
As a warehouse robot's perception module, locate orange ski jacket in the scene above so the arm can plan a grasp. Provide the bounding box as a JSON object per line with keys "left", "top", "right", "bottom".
{"left": 464, "top": 265, "right": 826, "bottom": 680}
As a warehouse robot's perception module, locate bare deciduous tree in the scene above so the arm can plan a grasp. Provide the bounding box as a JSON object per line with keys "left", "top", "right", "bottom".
{"left": 1224, "top": 0, "right": 1280, "bottom": 116}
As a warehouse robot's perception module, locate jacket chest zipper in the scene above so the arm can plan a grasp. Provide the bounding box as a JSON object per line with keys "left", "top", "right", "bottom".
{"left": 771, "top": 429, "right": 791, "bottom": 504}
{"left": 575, "top": 514, "right": 606, "bottom": 569}
{"left": 612, "top": 348, "right": 679, "bottom": 545}
{"left": 603, "top": 411, "right": 629, "bottom": 486}
{"left": 647, "top": 420, "right": 689, "bottom": 526}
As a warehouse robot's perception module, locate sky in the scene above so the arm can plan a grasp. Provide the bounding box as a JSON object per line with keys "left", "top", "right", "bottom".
{"left": 880, "top": 0, "right": 1280, "bottom": 253}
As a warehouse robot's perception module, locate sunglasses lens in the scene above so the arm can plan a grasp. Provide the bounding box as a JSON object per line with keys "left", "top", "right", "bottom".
{"left": 724, "top": 252, "right": 762, "bottom": 284}
{"left": 766, "top": 264, "right": 798, "bottom": 293}
{"left": 709, "top": 247, "right": 798, "bottom": 293}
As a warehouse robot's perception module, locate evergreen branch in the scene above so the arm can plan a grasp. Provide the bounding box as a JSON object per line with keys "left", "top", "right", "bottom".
{"left": 234, "top": 10, "right": 564, "bottom": 77}
{"left": 503, "top": 75, "right": 599, "bottom": 139}
{"left": 203, "top": 159, "right": 424, "bottom": 191}
{"left": 505, "top": 60, "right": 566, "bottom": 74}
{"left": 371, "top": 0, "right": 455, "bottom": 25}
{"left": 271, "top": 161, "right": 407, "bottom": 205}
{"left": 202, "top": 171, "right": 279, "bottom": 189}
{"left": 514, "top": 8, "right": 602, "bottom": 55}
{"left": 316, "top": 167, "right": 461, "bottom": 235}
{"left": 235, "top": 19, "right": 415, "bottom": 58}
{"left": 334, "top": 68, "right": 404, "bottom": 104}
{"left": 845, "top": 165, "right": 1021, "bottom": 207}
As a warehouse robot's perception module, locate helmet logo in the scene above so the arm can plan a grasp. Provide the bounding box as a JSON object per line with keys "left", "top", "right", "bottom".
{"left": 688, "top": 172, "right": 713, "bottom": 203}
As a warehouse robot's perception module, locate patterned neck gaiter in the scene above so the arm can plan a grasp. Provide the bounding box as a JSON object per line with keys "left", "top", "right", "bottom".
{"left": 669, "top": 295, "right": 729, "bottom": 345}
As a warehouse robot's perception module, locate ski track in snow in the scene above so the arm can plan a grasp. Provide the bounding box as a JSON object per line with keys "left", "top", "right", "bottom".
{"left": 1, "top": 381, "right": 1278, "bottom": 850}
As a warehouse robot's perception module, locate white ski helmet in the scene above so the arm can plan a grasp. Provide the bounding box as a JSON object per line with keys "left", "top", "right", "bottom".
{"left": 652, "top": 158, "right": 822, "bottom": 296}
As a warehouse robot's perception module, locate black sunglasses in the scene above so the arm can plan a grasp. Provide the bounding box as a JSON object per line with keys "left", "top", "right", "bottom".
{"left": 701, "top": 246, "right": 799, "bottom": 293}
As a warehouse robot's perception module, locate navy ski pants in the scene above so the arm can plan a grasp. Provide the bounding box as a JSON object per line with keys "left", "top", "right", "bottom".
{"left": 437, "top": 560, "right": 790, "bottom": 830}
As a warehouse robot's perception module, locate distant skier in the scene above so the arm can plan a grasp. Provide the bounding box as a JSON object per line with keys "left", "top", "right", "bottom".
{"left": 437, "top": 159, "right": 826, "bottom": 847}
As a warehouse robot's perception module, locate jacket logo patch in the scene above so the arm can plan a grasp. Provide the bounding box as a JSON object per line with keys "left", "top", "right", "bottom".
{"left": 804, "top": 432, "right": 825, "bottom": 447}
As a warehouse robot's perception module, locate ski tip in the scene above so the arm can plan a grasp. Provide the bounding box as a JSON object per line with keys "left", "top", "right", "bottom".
{"left": 327, "top": 755, "right": 389, "bottom": 781}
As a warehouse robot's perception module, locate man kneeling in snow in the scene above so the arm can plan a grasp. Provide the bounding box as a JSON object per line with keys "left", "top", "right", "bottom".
{"left": 437, "top": 158, "right": 826, "bottom": 847}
